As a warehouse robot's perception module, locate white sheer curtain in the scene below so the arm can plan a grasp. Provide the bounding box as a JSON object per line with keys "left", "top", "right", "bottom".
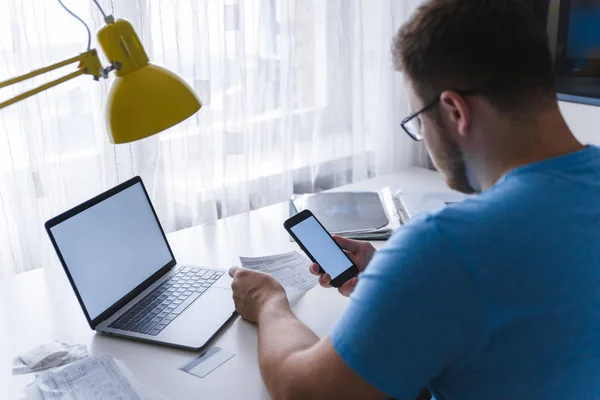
{"left": 0, "top": 0, "right": 427, "bottom": 277}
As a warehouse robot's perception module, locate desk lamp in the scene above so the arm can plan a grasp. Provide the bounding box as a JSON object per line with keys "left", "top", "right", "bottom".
{"left": 0, "top": 0, "right": 201, "bottom": 144}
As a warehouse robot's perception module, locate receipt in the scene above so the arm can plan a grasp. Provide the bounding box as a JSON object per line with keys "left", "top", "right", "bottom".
{"left": 12, "top": 341, "right": 88, "bottom": 375}
{"left": 239, "top": 251, "right": 317, "bottom": 292}
{"left": 36, "top": 356, "right": 141, "bottom": 400}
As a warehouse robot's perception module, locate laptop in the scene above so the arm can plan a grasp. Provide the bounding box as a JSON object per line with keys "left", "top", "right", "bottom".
{"left": 45, "top": 177, "right": 236, "bottom": 350}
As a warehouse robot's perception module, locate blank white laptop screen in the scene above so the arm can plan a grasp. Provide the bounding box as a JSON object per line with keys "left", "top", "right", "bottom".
{"left": 49, "top": 183, "right": 173, "bottom": 321}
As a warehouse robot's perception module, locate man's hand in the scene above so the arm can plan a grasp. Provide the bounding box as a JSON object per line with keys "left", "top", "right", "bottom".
{"left": 309, "top": 236, "right": 376, "bottom": 297}
{"left": 229, "top": 267, "right": 289, "bottom": 324}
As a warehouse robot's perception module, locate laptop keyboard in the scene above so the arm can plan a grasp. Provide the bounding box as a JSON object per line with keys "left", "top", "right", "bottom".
{"left": 108, "top": 267, "right": 225, "bottom": 336}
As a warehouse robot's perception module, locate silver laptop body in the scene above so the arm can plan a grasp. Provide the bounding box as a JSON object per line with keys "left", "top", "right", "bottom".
{"left": 45, "top": 176, "right": 236, "bottom": 350}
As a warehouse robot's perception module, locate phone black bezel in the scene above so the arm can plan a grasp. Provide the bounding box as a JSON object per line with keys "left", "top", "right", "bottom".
{"left": 284, "top": 209, "right": 359, "bottom": 288}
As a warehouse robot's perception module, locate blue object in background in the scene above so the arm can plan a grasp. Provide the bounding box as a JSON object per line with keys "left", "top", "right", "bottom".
{"left": 567, "top": 6, "right": 600, "bottom": 62}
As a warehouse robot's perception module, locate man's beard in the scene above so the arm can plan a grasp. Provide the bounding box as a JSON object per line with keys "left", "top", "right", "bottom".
{"left": 431, "top": 128, "right": 478, "bottom": 195}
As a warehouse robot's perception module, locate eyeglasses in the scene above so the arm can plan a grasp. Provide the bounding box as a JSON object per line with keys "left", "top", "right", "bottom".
{"left": 401, "top": 90, "right": 477, "bottom": 141}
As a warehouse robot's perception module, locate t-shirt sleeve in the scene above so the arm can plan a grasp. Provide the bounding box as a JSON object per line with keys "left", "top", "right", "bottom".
{"left": 330, "top": 215, "right": 485, "bottom": 399}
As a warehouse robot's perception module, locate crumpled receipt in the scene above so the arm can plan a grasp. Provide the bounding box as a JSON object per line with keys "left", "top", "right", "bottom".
{"left": 12, "top": 341, "right": 88, "bottom": 375}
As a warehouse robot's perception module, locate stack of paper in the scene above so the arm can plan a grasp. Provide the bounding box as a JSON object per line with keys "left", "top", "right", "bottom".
{"left": 291, "top": 187, "right": 404, "bottom": 240}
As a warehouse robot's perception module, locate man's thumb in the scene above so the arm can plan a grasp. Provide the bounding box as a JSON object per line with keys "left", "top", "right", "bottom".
{"left": 332, "top": 235, "right": 362, "bottom": 253}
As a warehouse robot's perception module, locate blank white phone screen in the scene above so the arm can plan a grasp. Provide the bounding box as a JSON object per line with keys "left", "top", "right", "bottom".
{"left": 290, "top": 216, "right": 353, "bottom": 279}
{"left": 49, "top": 183, "right": 173, "bottom": 321}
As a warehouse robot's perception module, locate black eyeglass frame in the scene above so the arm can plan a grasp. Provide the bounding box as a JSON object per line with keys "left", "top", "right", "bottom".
{"left": 401, "top": 90, "right": 478, "bottom": 141}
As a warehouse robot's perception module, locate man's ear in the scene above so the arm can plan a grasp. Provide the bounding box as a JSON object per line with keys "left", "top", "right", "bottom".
{"left": 439, "top": 91, "right": 471, "bottom": 138}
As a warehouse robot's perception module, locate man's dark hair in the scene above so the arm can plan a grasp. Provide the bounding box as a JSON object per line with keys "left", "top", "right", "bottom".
{"left": 393, "top": 0, "right": 557, "bottom": 114}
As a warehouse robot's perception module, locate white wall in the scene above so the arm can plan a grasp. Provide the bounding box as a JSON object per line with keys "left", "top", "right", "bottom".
{"left": 559, "top": 101, "right": 600, "bottom": 145}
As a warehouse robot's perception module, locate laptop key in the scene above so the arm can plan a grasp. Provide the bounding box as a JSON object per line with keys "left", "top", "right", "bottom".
{"left": 200, "top": 270, "right": 213, "bottom": 279}
{"left": 125, "top": 319, "right": 139, "bottom": 327}
{"left": 140, "top": 322, "right": 157, "bottom": 334}
{"left": 149, "top": 329, "right": 161, "bottom": 336}
{"left": 172, "top": 292, "right": 202, "bottom": 315}
{"left": 131, "top": 322, "right": 146, "bottom": 333}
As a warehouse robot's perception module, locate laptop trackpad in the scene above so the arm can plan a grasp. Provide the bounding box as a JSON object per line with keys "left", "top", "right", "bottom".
{"left": 159, "top": 288, "right": 235, "bottom": 349}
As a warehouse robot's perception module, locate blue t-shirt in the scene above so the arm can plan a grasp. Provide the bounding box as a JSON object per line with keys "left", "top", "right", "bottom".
{"left": 331, "top": 146, "right": 600, "bottom": 400}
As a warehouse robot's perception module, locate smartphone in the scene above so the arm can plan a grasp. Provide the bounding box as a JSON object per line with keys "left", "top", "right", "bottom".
{"left": 284, "top": 209, "right": 359, "bottom": 288}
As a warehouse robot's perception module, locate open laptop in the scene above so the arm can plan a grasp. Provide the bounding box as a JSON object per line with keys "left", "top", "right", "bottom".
{"left": 45, "top": 177, "right": 236, "bottom": 350}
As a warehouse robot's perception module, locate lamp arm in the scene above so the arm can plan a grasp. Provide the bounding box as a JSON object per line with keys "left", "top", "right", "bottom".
{"left": 0, "top": 49, "right": 105, "bottom": 110}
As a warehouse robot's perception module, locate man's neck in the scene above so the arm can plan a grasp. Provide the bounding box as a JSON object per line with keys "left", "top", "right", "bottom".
{"left": 475, "top": 110, "right": 584, "bottom": 191}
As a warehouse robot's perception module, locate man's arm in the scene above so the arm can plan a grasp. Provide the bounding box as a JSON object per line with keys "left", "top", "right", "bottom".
{"left": 230, "top": 215, "right": 483, "bottom": 400}
{"left": 256, "top": 297, "right": 386, "bottom": 400}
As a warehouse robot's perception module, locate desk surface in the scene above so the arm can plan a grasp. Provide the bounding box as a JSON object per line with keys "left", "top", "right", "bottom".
{"left": 0, "top": 167, "right": 448, "bottom": 400}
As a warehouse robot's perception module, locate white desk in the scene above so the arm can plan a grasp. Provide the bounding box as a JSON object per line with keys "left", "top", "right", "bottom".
{"left": 0, "top": 167, "right": 448, "bottom": 400}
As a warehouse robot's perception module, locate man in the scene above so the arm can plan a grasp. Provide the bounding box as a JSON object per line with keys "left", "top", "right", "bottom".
{"left": 229, "top": 0, "right": 600, "bottom": 398}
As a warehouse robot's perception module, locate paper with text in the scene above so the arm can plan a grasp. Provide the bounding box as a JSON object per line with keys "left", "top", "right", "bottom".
{"left": 239, "top": 251, "right": 317, "bottom": 292}
{"left": 36, "top": 355, "right": 140, "bottom": 400}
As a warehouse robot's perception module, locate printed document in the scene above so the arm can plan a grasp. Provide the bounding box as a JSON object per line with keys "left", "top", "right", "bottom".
{"left": 239, "top": 251, "right": 317, "bottom": 292}
{"left": 36, "top": 355, "right": 140, "bottom": 400}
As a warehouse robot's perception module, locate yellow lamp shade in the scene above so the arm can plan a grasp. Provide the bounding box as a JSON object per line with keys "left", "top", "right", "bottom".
{"left": 98, "top": 19, "right": 201, "bottom": 144}
{"left": 105, "top": 64, "right": 201, "bottom": 144}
